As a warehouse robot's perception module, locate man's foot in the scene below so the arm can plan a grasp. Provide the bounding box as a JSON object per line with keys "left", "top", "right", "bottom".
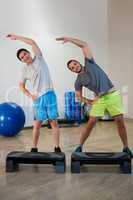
{"left": 54, "top": 146, "right": 62, "bottom": 153}
{"left": 123, "top": 147, "right": 133, "bottom": 158}
{"left": 30, "top": 147, "right": 38, "bottom": 153}
{"left": 74, "top": 145, "right": 83, "bottom": 153}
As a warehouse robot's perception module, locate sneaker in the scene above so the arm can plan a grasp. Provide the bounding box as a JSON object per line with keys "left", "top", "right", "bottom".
{"left": 30, "top": 148, "right": 38, "bottom": 153}
{"left": 123, "top": 147, "right": 133, "bottom": 158}
{"left": 74, "top": 145, "right": 83, "bottom": 153}
{"left": 54, "top": 146, "right": 62, "bottom": 153}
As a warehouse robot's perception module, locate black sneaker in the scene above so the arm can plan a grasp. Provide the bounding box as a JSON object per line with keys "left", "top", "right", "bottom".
{"left": 54, "top": 147, "right": 61, "bottom": 153}
{"left": 74, "top": 145, "right": 83, "bottom": 153}
{"left": 123, "top": 147, "right": 133, "bottom": 158}
{"left": 31, "top": 148, "right": 38, "bottom": 153}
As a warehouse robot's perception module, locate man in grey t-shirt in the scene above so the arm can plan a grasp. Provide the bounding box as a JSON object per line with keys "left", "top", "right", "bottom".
{"left": 56, "top": 37, "right": 132, "bottom": 157}
{"left": 7, "top": 34, "right": 61, "bottom": 153}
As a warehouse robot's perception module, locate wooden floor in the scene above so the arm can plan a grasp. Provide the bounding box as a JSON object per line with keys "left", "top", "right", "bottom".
{"left": 0, "top": 119, "right": 133, "bottom": 200}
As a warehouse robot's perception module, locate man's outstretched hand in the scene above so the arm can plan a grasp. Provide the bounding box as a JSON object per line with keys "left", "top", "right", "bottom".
{"left": 6, "top": 34, "right": 18, "bottom": 40}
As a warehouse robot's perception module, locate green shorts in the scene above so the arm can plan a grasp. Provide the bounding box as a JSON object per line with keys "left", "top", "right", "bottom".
{"left": 90, "top": 91, "right": 124, "bottom": 117}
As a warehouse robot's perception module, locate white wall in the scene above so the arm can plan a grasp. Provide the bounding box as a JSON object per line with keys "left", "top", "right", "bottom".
{"left": 108, "top": 0, "right": 133, "bottom": 118}
{"left": 0, "top": 0, "right": 108, "bottom": 126}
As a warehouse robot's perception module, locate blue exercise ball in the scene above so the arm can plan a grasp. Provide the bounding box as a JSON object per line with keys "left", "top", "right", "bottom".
{"left": 0, "top": 102, "right": 25, "bottom": 137}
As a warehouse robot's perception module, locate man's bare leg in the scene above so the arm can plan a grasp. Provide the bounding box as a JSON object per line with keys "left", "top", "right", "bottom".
{"left": 31, "top": 120, "right": 42, "bottom": 152}
{"left": 75, "top": 117, "right": 97, "bottom": 152}
{"left": 49, "top": 120, "right": 61, "bottom": 152}
{"left": 114, "top": 114, "right": 133, "bottom": 157}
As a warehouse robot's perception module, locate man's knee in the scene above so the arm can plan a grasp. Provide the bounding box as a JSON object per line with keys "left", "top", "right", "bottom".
{"left": 88, "top": 117, "right": 97, "bottom": 125}
{"left": 114, "top": 114, "right": 124, "bottom": 123}
{"left": 34, "top": 121, "right": 42, "bottom": 129}
{"left": 49, "top": 120, "right": 58, "bottom": 128}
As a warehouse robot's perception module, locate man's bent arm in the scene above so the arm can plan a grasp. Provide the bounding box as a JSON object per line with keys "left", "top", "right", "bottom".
{"left": 19, "top": 83, "right": 36, "bottom": 101}
{"left": 7, "top": 34, "right": 42, "bottom": 56}
{"left": 76, "top": 91, "right": 94, "bottom": 105}
{"left": 56, "top": 37, "right": 93, "bottom": 59}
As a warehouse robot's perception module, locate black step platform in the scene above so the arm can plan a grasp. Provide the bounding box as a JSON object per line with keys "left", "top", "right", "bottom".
{"left": 71, "top": 152, "right": 132, "bottom": 174}
{"left": 6, "top": 151, "right": 66, "bottom": 173}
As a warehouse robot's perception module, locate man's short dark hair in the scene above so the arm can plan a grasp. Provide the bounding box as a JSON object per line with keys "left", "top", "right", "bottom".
{"left": 16, "top": 48, "right": 30, "bottom": 61}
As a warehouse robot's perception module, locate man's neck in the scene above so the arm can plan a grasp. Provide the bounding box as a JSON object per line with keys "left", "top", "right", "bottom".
{"left": 27, "top": 59, "right": 33, "bottom": 66}
{"left": 79, "top": 66, "right": 86, "bottom": 74}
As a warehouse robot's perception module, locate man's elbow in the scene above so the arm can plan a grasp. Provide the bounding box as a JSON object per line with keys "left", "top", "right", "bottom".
{"left": 76, "top": 96, "right": 82, "bottom": 102}
{"left": 19, "top": 84, "right": 25, "bottom": 91}
{"left": 82, "top": 41, "right": 88, "bottom": 48}
{"left": 84, "top": 41, "right": 88, "bottom": 46}
{"left": 28, "top": 39, "right": 36, "bottom": 46}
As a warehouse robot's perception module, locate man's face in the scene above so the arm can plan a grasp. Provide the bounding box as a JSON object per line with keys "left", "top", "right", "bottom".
{"left": 68, "top": 60, "right": 82, "bottom": 73}
{"left": 19, "top": 51, "right": 32, "bottom": 64}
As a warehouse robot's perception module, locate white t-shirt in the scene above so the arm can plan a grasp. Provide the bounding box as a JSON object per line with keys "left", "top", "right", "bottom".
{"left": 20, "top": 54, "right": 54, "bottom": 97}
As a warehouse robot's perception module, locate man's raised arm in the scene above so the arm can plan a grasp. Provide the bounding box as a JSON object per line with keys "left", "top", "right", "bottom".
{"left": 6, "top": 34, "right": 42, "bottom": 56}
{"left": 56, "top": 37, "right": 93, "bottom": 59}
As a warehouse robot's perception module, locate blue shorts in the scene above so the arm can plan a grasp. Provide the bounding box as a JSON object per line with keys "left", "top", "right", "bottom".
{"left": 33, "top": 91, "right": 58, "bottom": 121}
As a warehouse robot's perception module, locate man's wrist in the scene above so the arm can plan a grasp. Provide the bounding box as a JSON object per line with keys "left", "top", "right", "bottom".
{"left": 27, "top": 93, "right": 32, "bottom": 98}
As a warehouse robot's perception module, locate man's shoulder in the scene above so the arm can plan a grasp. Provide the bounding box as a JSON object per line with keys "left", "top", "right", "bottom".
{"left": 33, "top": 54, "right": 47, "bottom": 67}
{"left": 34, "top": 54, "right": 43, "bottom": 61}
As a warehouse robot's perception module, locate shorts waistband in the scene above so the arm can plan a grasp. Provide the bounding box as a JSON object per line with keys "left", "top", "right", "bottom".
{"left": 100, "top": 89, "right": 116, "bottom": 97}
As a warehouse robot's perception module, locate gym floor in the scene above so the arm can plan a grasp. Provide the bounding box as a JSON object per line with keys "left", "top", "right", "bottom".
{"left": 0, "top": 119, "right": 133, "bottom": 200}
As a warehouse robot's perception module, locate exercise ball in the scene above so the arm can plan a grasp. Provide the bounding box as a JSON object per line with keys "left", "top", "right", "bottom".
{"left": 0, "top": 102, "right": 25, "bottom": 137}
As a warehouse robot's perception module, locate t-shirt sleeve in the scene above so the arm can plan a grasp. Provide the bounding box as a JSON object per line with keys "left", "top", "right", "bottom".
{"left": 75, "top": 78, "right": 82, "bottom": 91}
{"left": 20, "top": 68, "right": 27, "bottom": 84}
{"left": 34, "top": 54, "right": 47, "bottom": 69}
{"left": 33, "top": 54, "right": 42, "bottom": 64}
{"left": 35, "top": 54, "right": 42, "bottom": 60}
{"left": 85, "top": 57, "right": 95, "bottom": 65}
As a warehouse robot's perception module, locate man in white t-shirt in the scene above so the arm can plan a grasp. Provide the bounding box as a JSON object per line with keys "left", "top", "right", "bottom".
{"left": 7, "top": 34, "right": 61, "bottom": 153}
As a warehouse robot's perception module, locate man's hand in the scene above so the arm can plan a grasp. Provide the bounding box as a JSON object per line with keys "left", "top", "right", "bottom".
{"left": 85, "top": 99, "right": 94, "bottom": 105}
{"left": 86, "top": 97, "right": 99, "bottom": 105}
{"left": 6, "top": 34, "right": 18, "bottom": 40}
{"left": 31, "top": 95, "right": 38, "bottom": 101}
{"left": 56, "top": 37, "right": 70, "bottom": 44}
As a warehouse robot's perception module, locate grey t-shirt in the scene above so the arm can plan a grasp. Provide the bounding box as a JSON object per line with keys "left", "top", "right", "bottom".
{"left": 75, "top": 58, "right": 114, "bottom": 96}
{"left": 20, "top": 54, "right": 53, "bottom": 97}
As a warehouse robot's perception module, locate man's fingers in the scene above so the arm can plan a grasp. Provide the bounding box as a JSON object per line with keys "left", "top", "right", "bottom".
{"left": 6, "top": 34, "right": 11, "bottom": 38}
{"left": 6, "top": 34, "right": 17, "bottom": 40}
{"left": 56, "top": 37, "right": 64, "bottom": 41}
{"left": 6, "top": 34, "right": 14, "bottom": 39}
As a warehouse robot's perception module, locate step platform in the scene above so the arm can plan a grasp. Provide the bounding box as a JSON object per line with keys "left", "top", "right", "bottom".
{"left": 71, "top": 152, "right": 132, "bottom": 174}
{"left": 6, "top": 151, "right": 66, "bottom": 173}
